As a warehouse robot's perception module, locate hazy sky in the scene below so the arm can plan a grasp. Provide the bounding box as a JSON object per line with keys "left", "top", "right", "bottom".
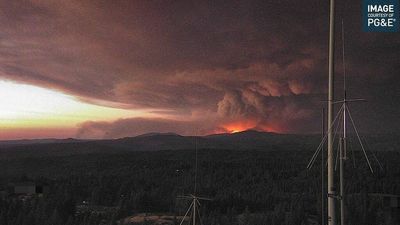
{"left": 0, "top": 0, "right": 399, "bottom": 139}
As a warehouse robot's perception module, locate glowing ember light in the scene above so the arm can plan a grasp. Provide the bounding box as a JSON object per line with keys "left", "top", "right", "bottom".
{"left": 220, "top": 120, "right": 283, "bottom": 134}
{"left": 222, "top": 120, "right": 258, "bottom": 133}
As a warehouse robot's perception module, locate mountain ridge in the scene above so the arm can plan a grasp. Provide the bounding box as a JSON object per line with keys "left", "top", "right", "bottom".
{"left": 0, "top": 130, "right": 398, "bottom": 158}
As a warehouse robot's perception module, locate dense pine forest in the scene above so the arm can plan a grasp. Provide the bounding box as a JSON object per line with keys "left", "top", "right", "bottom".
{"left": 0, "top": 146, "right": 399, "bottom": 225}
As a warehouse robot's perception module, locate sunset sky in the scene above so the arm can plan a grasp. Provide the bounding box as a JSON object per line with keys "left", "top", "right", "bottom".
{"left": 0, "top": 0, "right": 399, "bottom": 140}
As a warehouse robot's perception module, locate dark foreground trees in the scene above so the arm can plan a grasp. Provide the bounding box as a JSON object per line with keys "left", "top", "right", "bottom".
{"left": 0, "top": 149, "right": 398, "bottom": 225}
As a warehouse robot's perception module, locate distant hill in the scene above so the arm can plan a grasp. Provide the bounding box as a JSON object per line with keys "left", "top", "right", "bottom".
{"left": 0, "top": 130, "right": 398, "bottom": 158}
{"left": 87, "top": 130, "right": 319, "bottom": 152}
{"left": 0, "top": 138, "right": 84, "bottom": 147}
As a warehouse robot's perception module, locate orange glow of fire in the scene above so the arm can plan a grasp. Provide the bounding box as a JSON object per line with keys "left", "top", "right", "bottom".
{"left": 221, "top": 120, "right": 258, "bottom": 133}
{"left": 218, "top": 120, "right": 283, "bottom": 134}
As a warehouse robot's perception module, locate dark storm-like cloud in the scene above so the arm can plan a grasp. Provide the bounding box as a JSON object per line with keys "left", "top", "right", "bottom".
{"left": 0, "top": 0, "right": 399, "bottom": 137}
{"left": 0, "top": 0, "right": 326, "bottom": 105}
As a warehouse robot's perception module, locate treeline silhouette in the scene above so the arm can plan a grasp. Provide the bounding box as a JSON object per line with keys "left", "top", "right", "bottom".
{"left": 0, "top": 149, "right": 398, "bottom": 225}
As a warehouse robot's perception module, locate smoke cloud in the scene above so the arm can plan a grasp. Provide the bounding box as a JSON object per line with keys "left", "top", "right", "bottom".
{"left": 1, "top": 0, "right": 399, "bottom": 138}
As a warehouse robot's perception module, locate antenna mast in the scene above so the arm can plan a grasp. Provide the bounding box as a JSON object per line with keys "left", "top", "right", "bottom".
{"left": 321, "top": 108, "right": 325, "bottom": 225}
{"left": 308, "top": 14, "right": 380, "bottom": 225}
{"left": 339, "top": 19, "right": 346, "bottom": 225}
{"left": 327, "top": 0, "right": 337, "bottom": 223}
{"left": 177, "top": 134, "right": 212, "bottom": 225}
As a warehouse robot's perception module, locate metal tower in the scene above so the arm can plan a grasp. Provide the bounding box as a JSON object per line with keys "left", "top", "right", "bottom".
{"left": 177, "top": 135, "right": 212, "bottom": 225}
{"left": 177, "top": 194, "right": 212, "bottom": 225}
{"left": 308, "top": 19, "right": 378, "bottom": 225}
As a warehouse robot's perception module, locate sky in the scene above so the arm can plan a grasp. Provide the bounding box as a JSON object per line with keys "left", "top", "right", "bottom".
{"left": 0, "top": 0, "right": 399, "bottom": 140}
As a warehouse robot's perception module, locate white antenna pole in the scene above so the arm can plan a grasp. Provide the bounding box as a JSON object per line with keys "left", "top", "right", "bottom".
{"left": 322, "top": 108, "right": 325, "bottom": 225}
{"left": 177, "top": 131, "right": 211, "bottom": 225}
{"left": 193, "top": 133, "right": 198, "bottom": 225}
{"left": 194, "top": 136, "right": 198, "bottom": 195}
{"left": 339, "top": 136, "right": 345, "bottom": 225}
{"left": 327, "top": 0, "right": 337, "bottom": 223}
{"left": 340, "top": 19, "right": 347, "bottom": 225}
